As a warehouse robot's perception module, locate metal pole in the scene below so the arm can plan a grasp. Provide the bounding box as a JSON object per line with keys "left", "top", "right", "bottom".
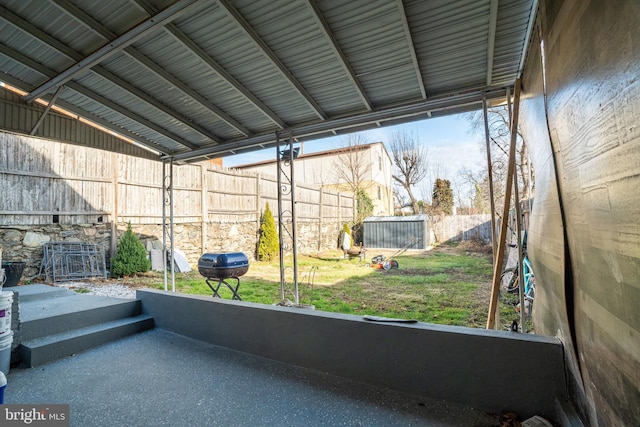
{"left": 170, "top": 159, "right": 175, "bottom": 292}
{"left": 276, "top": 135, "right": 286, "bottom": 303}
{"left": 482, "top": 93, "right": 498, "bottom": 262}
{"left": 30, "top": 85, "right": 65, "bottom": 135}
{"left": 513, "top": 171, "right": 526, "bottom": 331}
{"left": 162, "top": 160, "right": 168, "bottom": 291}
{"left": 289, "top": 136, "right": 299, "bottom": 305}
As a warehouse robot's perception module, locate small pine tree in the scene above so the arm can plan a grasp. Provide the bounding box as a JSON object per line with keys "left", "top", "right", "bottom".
{"left": 111, "top": 223, "right": 151, "bottom": 277}
{"left": 258, "top": 203, "right": 279, "bottom": 261}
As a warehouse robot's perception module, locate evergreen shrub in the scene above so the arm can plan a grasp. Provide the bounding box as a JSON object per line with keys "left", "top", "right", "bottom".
{"left": 258, "top": 203, "right": 279, "bottom": 261}
{"left": 111, "top": 223, "right": 151, "bottom": 277}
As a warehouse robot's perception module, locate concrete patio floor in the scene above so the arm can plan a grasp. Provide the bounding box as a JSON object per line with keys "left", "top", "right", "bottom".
{"left": 4, "top": 328, "right": 498, "bottom": 426}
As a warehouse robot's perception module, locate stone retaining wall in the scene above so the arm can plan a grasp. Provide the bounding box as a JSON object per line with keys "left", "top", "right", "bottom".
{"left": 0, "top": 220, "right": 344, "bottom": 281}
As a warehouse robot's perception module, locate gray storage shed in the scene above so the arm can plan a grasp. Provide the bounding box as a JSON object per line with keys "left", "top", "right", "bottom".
{"left": 363, "top": 215, "right": 429, "bottom": 249}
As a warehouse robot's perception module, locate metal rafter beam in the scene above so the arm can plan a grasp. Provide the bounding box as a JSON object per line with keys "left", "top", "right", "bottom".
{"left": 517, "top": 0, "right": 539, "bottom": 77}
{"left": 216, "top": 0, "right": 327, "bottom": 120}
{"left": 2, "top": 0, "right": 219, "bottom": 145}
{"left": 50, "top": 0, "right": 222, "bottom": 143}
{"left": 486, "top": 0, "right": 499, "bottom": 86}
{"left": 67, "top": 82, "right": 200, "bottom": 150}
{"left": 0, "top": 42, "right": 197, "bottom": 151}
{"left": 306, "top": 0, "right": 372, "bottom": 111}
{"left": 396, "top": 0, "right": 426, "bottom": 100}
{"left": 23, "top": 0, "right": 201, "bottom": 102}
{"left": 30, "top": 85, "right": 65, "bottom": 135}
{"left": 172, "top": 87, "right": 508, "bottom": 162}
{"left": 123, "top": 49, "right": 251, "bottom": 137}
{"left": 52, "top": 99, "right": 171, "bottom": 156}
{"left": 133, "top": 0, "right": 286, "bottom": 129}
{"left": 163, "top": 24, "right": 287, "bottom": 130}
{"left": 0, "top": 71, "right": 170, "bottom": 155}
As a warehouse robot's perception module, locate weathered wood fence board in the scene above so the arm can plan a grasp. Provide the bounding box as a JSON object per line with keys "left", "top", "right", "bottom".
{"left": 0, "top": 132, "right": 353, "bottom": 231}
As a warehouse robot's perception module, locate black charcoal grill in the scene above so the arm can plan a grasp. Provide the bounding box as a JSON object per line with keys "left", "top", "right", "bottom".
{"left": 197, "top": 252, "right": 249, "bottom": 300}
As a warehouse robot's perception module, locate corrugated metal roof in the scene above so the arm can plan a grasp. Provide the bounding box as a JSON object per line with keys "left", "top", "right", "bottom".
{"left": 0, "top": 0, "right": 536, "bottom": 162}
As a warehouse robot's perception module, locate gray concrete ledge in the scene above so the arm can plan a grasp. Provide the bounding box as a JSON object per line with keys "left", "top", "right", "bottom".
{"left": 138, "top": 289, "right": 567, "bottom": 420}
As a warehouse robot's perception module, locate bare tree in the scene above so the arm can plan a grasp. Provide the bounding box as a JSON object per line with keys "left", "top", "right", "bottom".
{"left": 466, "top": 105, "right": 534, "bottom": 202}
{"left": 389, "top": 131, "right": 429, "bottom": 214}
{"left": 331, "top": 133, "right": 373, "bottom": 242}
{"left": 331, "top": 133, "right": 371, "bottom": 194}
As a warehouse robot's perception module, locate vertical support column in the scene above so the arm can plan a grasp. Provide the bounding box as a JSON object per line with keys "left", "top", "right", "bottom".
{"left": 289, "top": 137, "right": 299, "bottom": 305}
{"left": 482, "top": 93, "right": 498, "bottom": 260}
{"left": 276, "top": 136, "right": 286, "bottom": 303}
{"left": 200, "top": 164, "right": 207, "bottom": 255}
{"left": 506, "top": 87, "right": 526, "bottom": 332}
{"left": 162, "top": 158, "right": 175, "bottom": 292}
{"left": 169, "top": 160, "right": 175, "bottom": 293}
{"left": 275, "top": 132, "right": 300, "bottom": 306}
{"left": 318, "top": 186, "right": 324, "bottom": 252}
{"left": 162, "top": 160, "right": 168, "bottom": 291}
{"left": 110, "top": 152, "right": 119, "bottom": 267}
{"left": 487, "top": 81, "right": 522, "bottom": 330}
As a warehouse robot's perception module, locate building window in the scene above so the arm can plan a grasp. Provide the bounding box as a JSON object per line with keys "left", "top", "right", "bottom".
{"left": 378, "top": 156, "right": 382, "bottom": 170}
{"left": 378, "top": 186, "right": 381, "bottom": 200}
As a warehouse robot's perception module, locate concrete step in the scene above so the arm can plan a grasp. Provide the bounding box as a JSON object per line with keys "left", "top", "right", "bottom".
{"left": 9, "top": 284, "right": 76, "bottom": 303}
{"left": 19, "top": 314, "right": 155, "bottom": 367}
{"left": 20, "top": 296, "right": 143, "bottom": 341}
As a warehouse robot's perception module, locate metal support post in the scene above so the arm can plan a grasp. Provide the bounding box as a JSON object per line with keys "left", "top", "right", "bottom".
{"left": 289, "top": 136, "right": 299, "bottom": 305}
{"left": 162, "top": 158, "right": 175, "bottom": 292}
{"left": 482, "top": 93, "right": 498, "bottom": 261}
{"left": 276, "top": 135, "right": 286, "bottom": 303}
{"left": 275, "top": 131, "right": 300, "bottom": 305}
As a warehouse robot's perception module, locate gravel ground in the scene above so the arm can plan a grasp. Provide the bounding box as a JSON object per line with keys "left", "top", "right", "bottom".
{"left": 55, "top": 281, "right": 137, "bottom": 299}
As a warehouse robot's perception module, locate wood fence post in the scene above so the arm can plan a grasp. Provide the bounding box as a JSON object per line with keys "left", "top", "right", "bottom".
{"left": 201, "top": 163, "right": 207, "bottom": 254}
{"left": 338, "top": 192, "right": 342, "bottom": 228}
{"left": 110, "top": 152, "right": 118, "bottom": 263}
{"left": 318, "top": 186, "right": 324, "bottom": 251}
{"left": 256, "top": 173, "right": 261, "bottom": 234}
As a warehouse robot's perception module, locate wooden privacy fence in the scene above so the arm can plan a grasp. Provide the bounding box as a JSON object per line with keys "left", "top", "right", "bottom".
{"left": 0, "top": 132, "right": 354, "bottom": 247}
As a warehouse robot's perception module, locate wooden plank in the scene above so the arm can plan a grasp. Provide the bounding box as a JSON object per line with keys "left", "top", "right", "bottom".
{"left": 487, "top": 80, "right": 522, "bottom": 329}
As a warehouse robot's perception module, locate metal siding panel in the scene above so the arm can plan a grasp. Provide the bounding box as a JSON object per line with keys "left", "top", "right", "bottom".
{"left": 235, "top": 0, "right": 365, "bottom": 115}
{"left": 174, "top": 1, "right": 320, "bottom": 126}
{"left": 407, "top": 0, "right": 490, "bottom": 94}
{"left": 132, "top": 30, "right": 261, "bottom": 137}
{"left": 491, "top": 0, "right": 534, "bottom": 85}
{"left": 0, "top": 0, "right": 536, "bottom": 160}
{"left": 320, "top": 0, "right": 423, "bottom": 105}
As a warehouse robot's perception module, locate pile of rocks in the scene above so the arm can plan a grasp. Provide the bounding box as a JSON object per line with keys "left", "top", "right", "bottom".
{"left": 56, "top": 282, "right": 136, "bottom": 299}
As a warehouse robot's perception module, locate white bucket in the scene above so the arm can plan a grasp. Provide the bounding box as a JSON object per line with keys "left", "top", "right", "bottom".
{"left": 0, "top": 331, "right": 12, "bottom": 375}
{"left": 0, "top": 291, "right": 13, "bottom": 338}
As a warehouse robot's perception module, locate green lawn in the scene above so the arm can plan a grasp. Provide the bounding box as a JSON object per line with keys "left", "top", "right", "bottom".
{"left": 128, "top": 242, "right": 523, "bottom": 330}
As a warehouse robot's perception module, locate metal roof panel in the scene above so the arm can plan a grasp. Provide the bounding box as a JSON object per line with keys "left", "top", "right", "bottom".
{"left": 0, "top": 0, "right": 536, "bottom": 161}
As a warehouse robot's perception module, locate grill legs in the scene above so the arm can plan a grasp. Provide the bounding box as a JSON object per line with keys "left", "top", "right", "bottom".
{"left": 206, "top": 277, "right": 242, "bottom": 300}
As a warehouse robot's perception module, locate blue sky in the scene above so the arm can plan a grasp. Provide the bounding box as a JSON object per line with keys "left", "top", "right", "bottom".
{"left": 223, "top": 112, "right": 487, "bottom": 200}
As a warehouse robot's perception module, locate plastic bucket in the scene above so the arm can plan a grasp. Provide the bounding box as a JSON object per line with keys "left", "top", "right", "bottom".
{"left": 0, "top": 331, "right": 12, "bottom": 375}
{"left": 0, "top": 292, "right": 13, "bottom": 338}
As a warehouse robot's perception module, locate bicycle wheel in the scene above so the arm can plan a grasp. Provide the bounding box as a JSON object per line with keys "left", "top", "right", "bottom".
{"left": 500, "top": 267, "right": 519, "bottom": 293}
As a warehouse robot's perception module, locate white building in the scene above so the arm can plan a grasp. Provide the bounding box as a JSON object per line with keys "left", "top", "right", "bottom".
{"left": 233, "top": 142, "right": 394, "bottom": 216}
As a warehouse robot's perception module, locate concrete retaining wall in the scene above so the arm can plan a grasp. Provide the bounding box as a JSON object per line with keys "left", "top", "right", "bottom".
{"left": 137, "top": 289, "right": 567, "bottom": 420}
